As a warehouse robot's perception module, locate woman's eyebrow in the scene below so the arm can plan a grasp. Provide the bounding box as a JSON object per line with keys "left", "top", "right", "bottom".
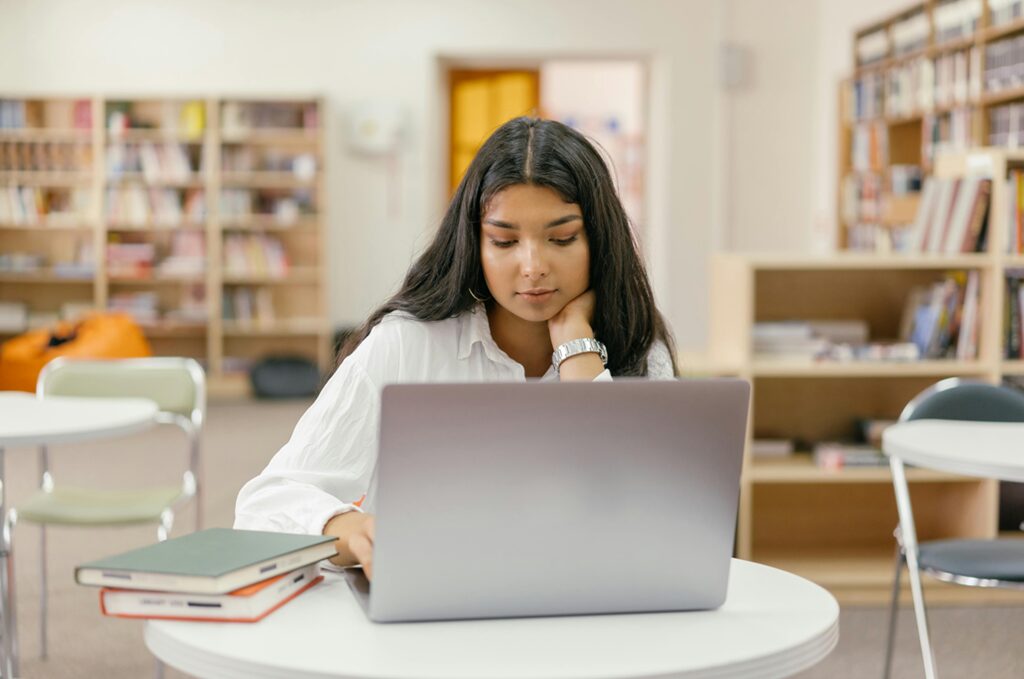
{"left": 483, "top": 214, "right": 582, "bottom": 230}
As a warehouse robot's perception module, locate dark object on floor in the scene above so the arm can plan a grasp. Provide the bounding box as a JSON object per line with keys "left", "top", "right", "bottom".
{"left": 250, "top": 356, "right": 320, "bottom": 399}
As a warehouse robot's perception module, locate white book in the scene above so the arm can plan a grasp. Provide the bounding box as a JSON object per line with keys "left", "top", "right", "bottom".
{"left": 99, "top": 564, "right": 321, "bottom": 622}
{"left": 957, "top": 271, "right": 980, "bottom": 360}
{"left": 944, "top": 176, "right": 981, "bottom": 254}
{"left": 926, "top": 178, "right": 959, "bottom": 253}
{"left": 906, "top": 179, "right": 939, "bottom": 253}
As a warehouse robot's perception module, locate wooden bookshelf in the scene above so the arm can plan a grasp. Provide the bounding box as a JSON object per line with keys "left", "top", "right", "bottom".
{"left": 839, "top": 0, "right": 1024, "bottom": 250}
{"left": 713, "top": 148, "right": 1024, "bottom": 603}
{"left": 0, "top": 95, "right": 330, "bottom": 395}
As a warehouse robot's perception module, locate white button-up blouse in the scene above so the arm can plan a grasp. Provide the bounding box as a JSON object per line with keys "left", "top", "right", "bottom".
{"left": 234, "top": 304, "right": 675, "bottom": 535}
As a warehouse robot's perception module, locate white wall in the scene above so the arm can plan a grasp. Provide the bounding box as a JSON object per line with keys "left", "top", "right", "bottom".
{"left": 721, "top": 0, "right": 819, "bottom": 252}
{"left": 0, "top": 0, "right": 721, "bottom": 350}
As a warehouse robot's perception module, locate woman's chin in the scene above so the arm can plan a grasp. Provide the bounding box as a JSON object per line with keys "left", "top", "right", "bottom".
{"left": 494, "top": 299, "right": 559, "bottom": 324}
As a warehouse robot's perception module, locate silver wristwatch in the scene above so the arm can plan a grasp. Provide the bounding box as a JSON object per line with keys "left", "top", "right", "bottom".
{"left": 551, "top": 337, "right": 608, "bottom": 372}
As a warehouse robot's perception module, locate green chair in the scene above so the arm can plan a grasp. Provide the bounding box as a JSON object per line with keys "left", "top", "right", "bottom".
{"left": 6, "top": 356, "right": 205, "bottom": 661}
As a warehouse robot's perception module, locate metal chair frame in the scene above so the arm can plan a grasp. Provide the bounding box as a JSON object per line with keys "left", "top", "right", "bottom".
{"left": 884, "top": 377, "right": 1024, "bottom": 679}
{"left": 3, "top": 357, "right": 205, "bottom": 670}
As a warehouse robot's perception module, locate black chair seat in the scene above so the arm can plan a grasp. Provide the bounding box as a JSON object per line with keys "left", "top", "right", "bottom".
{"left": 919, "top": 539, "right": 1024, "bottom": 582}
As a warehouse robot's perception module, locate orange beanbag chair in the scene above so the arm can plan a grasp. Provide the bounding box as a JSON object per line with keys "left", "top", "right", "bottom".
{"left": 0, "top": 313, "right": 152, "bottom": 392}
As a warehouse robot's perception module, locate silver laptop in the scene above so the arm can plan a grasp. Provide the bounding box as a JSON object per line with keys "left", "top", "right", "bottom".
{"left": 344, "top": 378, "right": 750, "bottom": 623}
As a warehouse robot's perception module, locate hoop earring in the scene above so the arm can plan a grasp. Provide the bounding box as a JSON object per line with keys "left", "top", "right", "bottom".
{"left": 468, "top": 287, "right": 490, "bottom": 303}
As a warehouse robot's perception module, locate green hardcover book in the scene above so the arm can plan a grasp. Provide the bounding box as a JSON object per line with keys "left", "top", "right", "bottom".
{"left": 75, "top": 528, "right": 337, "bottom": 594}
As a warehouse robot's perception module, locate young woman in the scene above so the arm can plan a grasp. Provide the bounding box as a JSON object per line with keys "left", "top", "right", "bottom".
{"left": 235, "top": 117, "right": 677, "bottom": 578}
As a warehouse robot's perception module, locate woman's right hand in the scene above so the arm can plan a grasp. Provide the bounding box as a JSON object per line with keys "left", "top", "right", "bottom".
{"left": 348, "top": 515, "right": 375, "bottom": 579}
{"left": 323, "top": 511, "right": 376, "bottom": 579}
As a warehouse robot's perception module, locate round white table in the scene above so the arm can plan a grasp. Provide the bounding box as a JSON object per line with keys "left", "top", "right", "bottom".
{"left": 145, "top": 559, "right": 839, "bottom": 679}
{"left": 0, "top": 390, "right": 159, "bottom": 679}
{"left": 883, "top": 419, "right": 1024, "bottom": 482}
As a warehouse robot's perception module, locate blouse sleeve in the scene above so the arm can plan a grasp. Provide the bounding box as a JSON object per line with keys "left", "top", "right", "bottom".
{"left": 646, "top": 340, "right": 676, "bottom": 379}
{"left": 233, "top": 357, "right": 383, "bottom": 535}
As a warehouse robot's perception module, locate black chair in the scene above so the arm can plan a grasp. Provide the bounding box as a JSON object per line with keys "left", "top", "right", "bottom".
{"left": 884, "top": 377, "right": 1024, "bottom": 679}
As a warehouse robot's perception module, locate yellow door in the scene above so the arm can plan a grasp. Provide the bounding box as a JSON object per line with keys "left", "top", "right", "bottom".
{"left": 449, "top": 70, "right": 540, "bottom": 194}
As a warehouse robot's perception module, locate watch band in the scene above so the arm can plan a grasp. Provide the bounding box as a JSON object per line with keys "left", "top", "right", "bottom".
{"left": 551, "top": 337, "right": 608, "bottom": 372}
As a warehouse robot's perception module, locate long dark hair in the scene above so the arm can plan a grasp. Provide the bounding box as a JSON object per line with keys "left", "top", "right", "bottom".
{"left": 336, "top": 116, "right": 677, "bottom": 376}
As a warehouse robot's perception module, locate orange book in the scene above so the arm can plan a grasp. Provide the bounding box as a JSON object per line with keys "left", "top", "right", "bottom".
{"left": 99, "top": 564, "right": 321, "bottom": 623}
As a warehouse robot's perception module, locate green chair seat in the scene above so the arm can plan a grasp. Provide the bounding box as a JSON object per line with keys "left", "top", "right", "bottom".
{"left": 17, "top": 485, "right": 184, "bottom": 526}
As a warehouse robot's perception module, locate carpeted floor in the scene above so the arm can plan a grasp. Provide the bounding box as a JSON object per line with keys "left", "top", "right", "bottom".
{"left": 3, "top": 399, "right": 1021, "bottom": 678}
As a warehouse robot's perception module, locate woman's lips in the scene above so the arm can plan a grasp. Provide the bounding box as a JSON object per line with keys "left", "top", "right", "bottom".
{"left": 518, "top": 289, "right": 556, "bottom": 303}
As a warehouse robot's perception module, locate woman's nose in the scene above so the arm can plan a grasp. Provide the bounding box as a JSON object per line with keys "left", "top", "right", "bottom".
{"left": 520, "top": 242, "right": 548, "bottom": 280}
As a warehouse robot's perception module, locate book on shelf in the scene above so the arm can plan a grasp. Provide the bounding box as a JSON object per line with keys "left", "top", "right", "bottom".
{"left": 99, "top": 563, "right": 323, "bottom": 622}
{"left": 106, "top": 100, "right": 206, "bottom": 139}
{"left": 0, "top": 98, "right": 92, "bottom": 130}
{"left": 220, "top": 188, "right": 313, "bottom": 225}
{"left": 156, "top": 231, "right": 206, "bottom": 278}
{"left": 989, "top": 0, "right": 1024, "bottom": 27}
{"left": 813, "top": 442, "right": 887, "bottom": 470}
{"left": 754, "top": 321, "right": 923, "bottom": 362}
{"left": 851, "top": 122, "right": 887, "bottom": 171}
{"left": 221, "top": 101, "right": 318, "bottom": 139}
{"left": 0, "top": 186, "right": 92, "bottom": 226}
{"left": 106, "top": 141, "right": 199, "bottom": 183}
{"left": 106, "top": 186, "right": 206, "bottom": 226}
{"left": 891, "top": 10, "right": 929, "bottom": 56}
{"left": 934, "top": 0, "right": 982, "bottom": 44}
{"left": 0, "top": 302, "right": 27, "bottom": 333}
{"left": 223, "top": 233, "right": 289, "bottom": 277}
{"left": 855, "top": 28, "right": 889, "bottom": 67}
{"left": 163, "top": 284, "right": 208, "bottom": 325}
{"left": 224, "top": 287, "right": 276, "bottom": 325}
{"left": 1, "top": 138, "right": 93, "bottom": 172}
{"left": 751, "top": 439, "right": 795, "bottom": 458}
{"left": 108, "top": 292, "right": 159, "bottom": 325}
{"left": 1007, "top": 170, "right": 1024, "bottom": 253}
{"left": 75, "top": 527, "right": 336, "bottom": 594}
{"left": 1005, "top": 269, "right": 1024, "bottom": 358}
{"left": 857, "top": 418, "right": 898, "bottom": 448}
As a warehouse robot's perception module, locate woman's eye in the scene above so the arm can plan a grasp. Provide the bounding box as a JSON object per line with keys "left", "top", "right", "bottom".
{"left": 552, "top": 235, "right": 578, "bottom": 246}
{"left": 490, "top": 239, "right": 516, "bottom": 248}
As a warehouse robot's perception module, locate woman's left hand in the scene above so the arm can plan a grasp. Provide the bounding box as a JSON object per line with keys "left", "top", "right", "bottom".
{"left": 548, "top": 289, "right": 596, "bottom": 347}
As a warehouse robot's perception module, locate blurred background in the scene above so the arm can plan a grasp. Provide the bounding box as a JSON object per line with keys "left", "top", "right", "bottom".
{"left": 3, "top": 1, "right": 1024, "bottom": 677}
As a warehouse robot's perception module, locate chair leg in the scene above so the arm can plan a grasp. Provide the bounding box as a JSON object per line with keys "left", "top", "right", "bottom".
{"left": 157, "top": 509, "right": 175, "bottom": 543}
{"left": 195, "top": 483, "right": 202, "bottom": 533}
{"left": 905, "top": 550, "right": 938, "bottom": 679}
{"left": 883, "top": 548, "right": 905, "bottom": 679}
{"left": 4, "top": 511, "right": 18, "bottom": 679}
{"left": 39, "top": 525, "right": 47, "bottom": 660}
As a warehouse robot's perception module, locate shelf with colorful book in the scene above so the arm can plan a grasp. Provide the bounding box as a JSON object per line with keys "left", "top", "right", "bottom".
{"left": 0, "top": 95, "right": 329, "bottom": 394}
{"left": 213, "top": 98, "right": 328, "bottom": 385}
{"left": 838, "top": 0, "right": 1024, "bottom": 252}
{"left": 99, "top": 97, "right": 214, "bottom": 366}
{"left": 0, "top": 96, "right": 102, "bottom": 337}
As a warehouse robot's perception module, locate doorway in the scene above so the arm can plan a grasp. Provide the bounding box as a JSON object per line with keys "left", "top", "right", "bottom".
{"left": 445, "top": 59, "right": 647, "bottom": 235}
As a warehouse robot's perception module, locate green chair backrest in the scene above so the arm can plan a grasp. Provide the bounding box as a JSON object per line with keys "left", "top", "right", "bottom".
{"left": 38, "top": 358, "right": 205, "bottom": 424}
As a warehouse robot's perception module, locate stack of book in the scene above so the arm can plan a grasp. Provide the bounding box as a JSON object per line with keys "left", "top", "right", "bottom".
{"left": 753, "top": 320, "right": 869, "bottom": 362}
{"left": 75, "top": 528, "right": 336, "bottom": 623}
